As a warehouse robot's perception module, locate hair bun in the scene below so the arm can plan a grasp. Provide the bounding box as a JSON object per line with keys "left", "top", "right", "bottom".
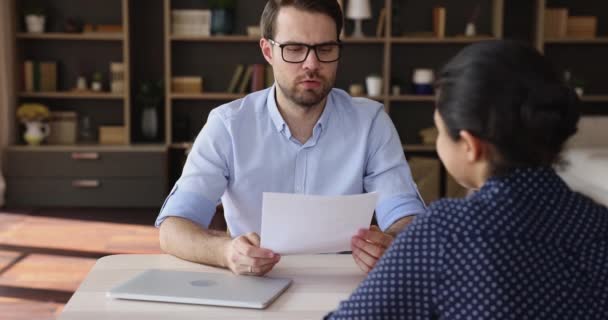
{"left": 520, "top": 83, "right": 580, "bottom": 155}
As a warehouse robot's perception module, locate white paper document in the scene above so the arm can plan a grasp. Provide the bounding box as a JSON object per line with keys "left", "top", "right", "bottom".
{"left": 260, "top": 192, "right": 379, "bottom": 255}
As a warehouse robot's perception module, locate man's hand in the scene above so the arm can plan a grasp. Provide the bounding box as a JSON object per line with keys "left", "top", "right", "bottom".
{"left": 350, "top": 225, "right": 394, "bottom": 273}
{"left": 223, "top": 232, "right": 280, "bottom": 276}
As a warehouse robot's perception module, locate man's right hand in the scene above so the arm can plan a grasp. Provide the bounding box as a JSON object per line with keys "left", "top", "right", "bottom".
{"left": 223, "top": 232, "right": 280, "bottom": 276}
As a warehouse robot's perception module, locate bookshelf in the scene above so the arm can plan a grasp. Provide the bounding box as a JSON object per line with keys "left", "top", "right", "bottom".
{"left": 534, "top": 0, "right": 608, "bottom": 110}
{"left": 5, "top": 0, "right": 168, "bottom": 208}
{"left": 16, "top": 32, "right": 125, "bottom": 41}
{"left": 14, "top": 0, "right": 132, "bottom": 147}
{"left": 18, "top": 91, "right": 125, "bottom": 99}
{"left": 163, "top": 0, "right": 505, "bottom": 146}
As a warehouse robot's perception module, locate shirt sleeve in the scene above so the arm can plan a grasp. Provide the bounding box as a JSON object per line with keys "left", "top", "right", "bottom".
{"left": 325, "top": 211, "right": 442, "bottom": 319}
{"left": 363, "top": 109, "right": 427, "bottom": 231}
{"left": 155, "top": 110, "right": 232, "bottom": 228}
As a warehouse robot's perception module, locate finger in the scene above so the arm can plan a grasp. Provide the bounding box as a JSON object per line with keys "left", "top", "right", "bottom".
{"left": 242, "top": 257, "right": 280, "bottom": 276}
{"left": 358, "top": 228, "right": 393, "bottom": 248}
{"left": 352, "top": 236, "right": 385, "bottom": 259}
{"left": 254, "top": 257, "right": 281, "bottom": 276}
{"left": 243, "top": 232, "right": 261, "bottom": 247}
{"left": 234, "top": 253, "right": 280, "bottom": 268}
{"left": 234, "top": 236, "right": 275, "bottom": 259}
{"left": 351, "top": 240, "right": 378, "bottom": 270}
{"left": 351, "top": 250, "right": 372, "bottom": 273}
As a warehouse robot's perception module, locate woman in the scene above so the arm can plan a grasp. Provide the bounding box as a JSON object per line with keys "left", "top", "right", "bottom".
{"left": 326, "top": 40, "right": 608, "bottom": 319}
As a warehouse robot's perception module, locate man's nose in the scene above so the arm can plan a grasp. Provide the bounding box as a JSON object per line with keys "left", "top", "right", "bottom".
{"left": 301, "top": 48, "right": 320, "bottom": 70}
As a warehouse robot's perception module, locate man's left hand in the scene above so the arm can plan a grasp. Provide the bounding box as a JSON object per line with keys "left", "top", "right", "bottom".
{"left": 351, "top": 225, "right": 394, "bottom": 273}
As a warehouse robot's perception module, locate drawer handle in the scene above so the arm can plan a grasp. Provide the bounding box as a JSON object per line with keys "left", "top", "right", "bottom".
{"left": 72, "top": 180, "right": 101, "bottom": 188}
{"left": 71, "top": 152, "right": 100, "bottom": 160}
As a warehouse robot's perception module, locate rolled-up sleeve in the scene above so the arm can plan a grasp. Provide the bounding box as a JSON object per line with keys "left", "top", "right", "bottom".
{"left": 155, "top": 110, "right": 232, "bottom": 228}
{"left": 363, "top": 110, "right": 427, "bottom": 231}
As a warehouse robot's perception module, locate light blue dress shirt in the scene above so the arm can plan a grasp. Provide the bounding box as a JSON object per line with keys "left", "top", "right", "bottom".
{"left": 156, "top": 86, "right": 426, "bottom": 237}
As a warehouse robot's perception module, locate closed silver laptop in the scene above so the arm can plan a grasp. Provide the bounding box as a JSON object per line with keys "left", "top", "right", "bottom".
{"left": 107, "top": 269, "right": 292, "bottom": 309}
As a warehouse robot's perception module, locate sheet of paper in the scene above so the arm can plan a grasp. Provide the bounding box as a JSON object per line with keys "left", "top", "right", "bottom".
{"left": 260, "top": 192, "right": 379, "bottom": 255}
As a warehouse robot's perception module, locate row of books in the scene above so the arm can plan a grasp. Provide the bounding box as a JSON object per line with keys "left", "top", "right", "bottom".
{"left": 544, "top": 8, "right": 597, "bottom": 38}
{"left": 172, "top": 10, "right": 211, "bottom": 36}
{"left": 23, "top": 60, "right": 57, "bottom": 92}
{"left": 227, "top": 64, "right": 274, "bottom": 93}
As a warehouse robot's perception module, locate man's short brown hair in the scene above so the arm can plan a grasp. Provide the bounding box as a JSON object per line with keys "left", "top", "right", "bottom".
{"left": 260, "top": 0, "right": 343, "bottom": 40}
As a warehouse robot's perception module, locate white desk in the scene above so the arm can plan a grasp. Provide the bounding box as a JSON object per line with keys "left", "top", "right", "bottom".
{"left": 59, "top": 254, "right": 364, "bottom": 320}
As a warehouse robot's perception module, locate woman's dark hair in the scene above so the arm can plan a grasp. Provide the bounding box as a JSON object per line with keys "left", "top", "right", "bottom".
{"left": 436, "top": 40, "right": 580, "bottom": 176}
{"left": 260, "top": 0, "right": 343, "bottom": 40}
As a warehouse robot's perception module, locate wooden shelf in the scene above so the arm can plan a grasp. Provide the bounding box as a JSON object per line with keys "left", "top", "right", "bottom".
{"left": 403, "top": 144, "right": 436, "bottom": 152}
{"left": 342, "top": 37, "right": 385, "bottom": 44}
{"left": 170, "top": 35, "right": 387, "bottom": 44}
{"left": 170, "top": 35, "right": 259, "bottom": 42}
{"left": 544, "top": 37, "right": 608, "bottom": 44}
{"left": 170, "top": 142, "right": 193, "bottom": 149}
{"left": 391, "top": 36, "right": 496, "bottom": 44}
{"left": 390, "top": 95, "right": 435, "bottom": 102}
{"left": 580, "top": 95, "right": 608, "bottom": 102}
{"left": 19, "top": 91, "right": 125, "bottom": 100}
{"left": 7, "top": 144, "right": 167, "bottom": 152}
{"left": 16, "top": 32, "right": 124, "bottom": 41}
{"left": 170, "top": 92, "right": 246, "bottom": 100}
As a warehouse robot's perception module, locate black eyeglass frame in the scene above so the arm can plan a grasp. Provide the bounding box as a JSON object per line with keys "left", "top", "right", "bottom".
{"left": 267, "top": 38, "right": 343, "bottom": 63}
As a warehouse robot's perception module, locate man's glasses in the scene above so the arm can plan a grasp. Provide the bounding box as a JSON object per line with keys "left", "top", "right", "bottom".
{"left": 267, "top": 38, "right": 342, "bottom": 63}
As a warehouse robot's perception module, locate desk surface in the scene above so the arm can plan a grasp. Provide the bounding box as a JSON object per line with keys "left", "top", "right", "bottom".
{"left": 59, "top": 254, "right": 364, "bottom": 320}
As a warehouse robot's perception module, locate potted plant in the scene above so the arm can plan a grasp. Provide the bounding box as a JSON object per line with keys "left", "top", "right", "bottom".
{"left": 23, "top": 6, "right": 46, "bottom": 33}
{"left": 91, "top": 72, "right": 103, "bottom": 92}
{"left": 573, "top": 78, "right": 585, "bottom": 97}
{"left": 210, "top": 0, "right": 236, "bottom": 35}
{"left": 17, "top": 103, "right": 51, "bottom": 145}
{"left": 136, "top": 80, "right": 164, "bottom": 140}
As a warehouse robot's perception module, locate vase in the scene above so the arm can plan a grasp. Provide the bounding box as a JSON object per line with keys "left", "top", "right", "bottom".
{"left": 141, "top": 106, "right": 158, "bottom": 140}
{"left": 211, "top": 9, "right": 235, "bottom": 35}
{"left": 25, "top": 15, "right": 46, "bottom": 33}
{"left": 365, "top": 75, "right": 383, "bottom": 97}
{"left": 23, "top": 121, "right": 50, "bottom": 145}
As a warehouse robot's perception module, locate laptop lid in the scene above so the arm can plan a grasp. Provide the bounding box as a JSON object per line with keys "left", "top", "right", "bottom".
{"left": 107, "top": 269, "right": 292, "bottom": 309}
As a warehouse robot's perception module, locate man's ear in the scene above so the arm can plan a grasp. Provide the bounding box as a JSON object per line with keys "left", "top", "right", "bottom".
{"left": 260, "top": 38, "right": 273, "bottom": 65}
{"left": 459, "top": 130, "right": 487, "bottom": 163}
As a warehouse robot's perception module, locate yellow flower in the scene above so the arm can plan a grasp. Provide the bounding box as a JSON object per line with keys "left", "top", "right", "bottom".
{"left": 17, "top": 103, "right": 50, "bottom": 122}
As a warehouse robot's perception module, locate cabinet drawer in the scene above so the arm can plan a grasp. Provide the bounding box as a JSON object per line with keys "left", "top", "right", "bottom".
{"left": 6, "top": 151, "right": 166, "bottom": 178}
{"left": 6, "top": 177, "right": 166, "bottom": 207}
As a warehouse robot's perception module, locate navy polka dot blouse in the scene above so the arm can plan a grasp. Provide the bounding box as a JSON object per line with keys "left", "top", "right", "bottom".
{"left": 327, "top": 167, "right": 608, "bottom": 319}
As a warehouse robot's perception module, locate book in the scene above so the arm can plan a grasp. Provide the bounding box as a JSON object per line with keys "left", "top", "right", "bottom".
{"left": 172, "top": 76, "right": 203, "bottom": 93}
{"left": 376, "top": 8, "right": 387, "bottom": 37}
{"left": 250, "top": 64, "right": 265, "bottom": 92}
{"left": 24, "top": 60, "right": 34, "bottom": 92}
{"left": 238, "top": 65, "right": 254, "bottom": 93}
{"left": 567, "top": 16, "right": 597, "bottom": 38}
{"left": 33, "top": 61, "right": 41, "bottom": 92}
{"left": 40, "top": 61, "right": 57, "bottom": 92}
{"left": 544, "top": 8, "right": 568, "bottom": 38}
{"left": 433, "top": 7, "right": 446, "bottom": 38}
{"left": 227, "top": 64, "right": 245, "bottom": 93}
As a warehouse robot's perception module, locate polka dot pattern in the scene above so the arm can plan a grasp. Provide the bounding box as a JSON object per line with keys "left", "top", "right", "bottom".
{"left": 327, "top": 167, "right": 608, "bottom": 319}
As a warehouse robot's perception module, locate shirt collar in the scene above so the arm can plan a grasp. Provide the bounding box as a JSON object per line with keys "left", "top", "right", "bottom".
{"left": 266, "top": 85, "right": 334, "bottom": 135}
{"left": 267, "top": 85, "right": 287, "bottom": 133}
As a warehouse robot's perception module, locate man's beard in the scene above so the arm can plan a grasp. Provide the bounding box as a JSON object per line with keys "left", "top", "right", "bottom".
{"left": 277, "top": 71, "right": 334, "bottom": 109}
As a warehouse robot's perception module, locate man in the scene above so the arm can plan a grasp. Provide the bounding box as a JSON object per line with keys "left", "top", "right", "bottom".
{"left": 156, "top": 0, "right": 426, "bottom": 276}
